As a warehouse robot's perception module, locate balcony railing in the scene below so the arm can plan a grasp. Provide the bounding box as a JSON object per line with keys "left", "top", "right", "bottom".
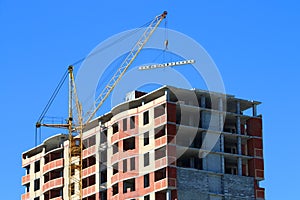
{"left": 42, "top": 177, "right": 64, "bottom": 193}
{"left": 21, "top": 174, "right": 30, "bottom": 185}
{"left": 43, "top": 158, "right": 63, "bottom": 174}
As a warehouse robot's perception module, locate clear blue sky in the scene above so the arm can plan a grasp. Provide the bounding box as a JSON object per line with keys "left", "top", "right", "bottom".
{"left": 1, "top": 0, "right": 299, "bottom": 199}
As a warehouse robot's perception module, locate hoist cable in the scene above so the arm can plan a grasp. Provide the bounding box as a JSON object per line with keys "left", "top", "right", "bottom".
{"left": 36, "top": 68, "right": 69, "bottom": 123}
{"left": 70, "top": 19, "right": 153, "bottom": 67}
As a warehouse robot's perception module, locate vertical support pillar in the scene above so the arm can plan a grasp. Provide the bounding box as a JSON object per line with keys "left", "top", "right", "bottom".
{"left": 218, "top": 97, "right": 225, "bottom": 174}
{"left": 200, "top": 96, "right": 207, "bottom": 170}
{"left": 166, "top": 189, "right": 171, "bottom": 200}
{"left": 165, "top": 89, "right": 170, "bottom": 102}
{"left": 200, "top": 96, "right": 206, "bottom": 108}
{"left": 236, "top": 101, "right": 242, "bottom": 176}
{"left": 220, "top": 134, "right": 225, "bottom": 174}
{"left": 252, "top": 104, "right": 257, "bottom": 116}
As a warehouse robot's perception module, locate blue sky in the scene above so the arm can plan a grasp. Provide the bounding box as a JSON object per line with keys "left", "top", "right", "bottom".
{"left": 1, "top": 0, "right": 300, "bottom": 199}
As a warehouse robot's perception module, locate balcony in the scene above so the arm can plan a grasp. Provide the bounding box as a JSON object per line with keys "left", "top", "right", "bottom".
{"left": 154, "top": 114, "right": 166, "bottom": 126}
{"left": 82, "top": 185, "right": 96, "bottom": 198}
{"left": 49, "top": 197, "right": 63, "bottom": 200}
{"left": 21, "top": 192, "right": 30, "bottom": 200}
{"left": 155, "top": 157, "right": 167, "bottom": 169}
{"left": 42, "top": 177, "right": 64, "bottom": 193}
{"left": 155, "top": 135, "right": 167, "bottom": 148}
{"left": 43, "top": 158, "right": 63, "bottom": 174}
{"left": 154, "top": 178, "right": 167, "bottom": 191}
{"left": 21, "top": 174, "right": 30, "bottom": 185}
{"left": 82, "top": 165, "right": 96, "bottom": 178}
{"left": 82, "top": 145, "right": 96, "bottom": 159}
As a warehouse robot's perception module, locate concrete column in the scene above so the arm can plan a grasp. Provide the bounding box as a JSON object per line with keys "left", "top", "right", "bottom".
{"left": 201, "top": 96, "right": 207, "bottom": 169}
{"left": 236, "top": 101, "right": 242, "bottom": 175}
{"left": 218, "top": 97, "right": 224, "bottom": 132}
{"left": 236, "top": 101, "right": 241, "bottom": 134}
{"left": 221, "top": 135, "right": 225, "bottom": 174}
{"left": 218, "top": 97, "right": 225, "bottom": 174}
{"left": 200, "top": 96, "right": 206, "bottom": 108}
{"left": 166, "top": 189, "right": 171, "bottom": 200}
{"left": 238, "top": 158, "right": 242, "bottom": 176}
{"left": 165, "top": 89, "right": 170, "bottom": 101}
{"left": 252, "top": 104, "right": 257, "bottom": 116}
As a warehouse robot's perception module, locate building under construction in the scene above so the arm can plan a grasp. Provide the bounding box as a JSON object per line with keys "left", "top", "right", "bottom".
{"left": 21, "top": 11, "right": 265, "bottom": 200}
{"left": 21, "top": 85, "right": 265, "bottom": 200}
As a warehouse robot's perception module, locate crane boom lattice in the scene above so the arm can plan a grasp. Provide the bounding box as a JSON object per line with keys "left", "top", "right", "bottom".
{"left": 35, "top": 11, "right": 167, "bottom": 200}
{"left": 85, "top": 11, "right": 167, "bottom": 124}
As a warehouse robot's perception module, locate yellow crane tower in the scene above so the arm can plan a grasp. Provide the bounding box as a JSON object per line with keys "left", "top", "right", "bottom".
{"left": 36, "top": 11, "right": 167, "bottom": 200}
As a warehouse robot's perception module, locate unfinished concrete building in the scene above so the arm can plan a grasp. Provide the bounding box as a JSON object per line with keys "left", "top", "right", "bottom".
{"left": 22, "top": 85, "right": 265, "bottom": 200}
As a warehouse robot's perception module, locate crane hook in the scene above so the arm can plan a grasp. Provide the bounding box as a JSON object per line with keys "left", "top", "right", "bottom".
{"left": 164, "top": 39, "right": 169, "bottom": 50}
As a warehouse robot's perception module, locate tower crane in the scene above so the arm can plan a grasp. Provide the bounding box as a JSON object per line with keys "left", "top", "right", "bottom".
{"left": 36, "top": 11, "right": 167, "bottom": 200}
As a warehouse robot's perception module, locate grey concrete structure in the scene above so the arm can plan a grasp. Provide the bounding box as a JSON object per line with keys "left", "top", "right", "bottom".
{"left": 21, "top": 85, "right": 265, "bottom": 200}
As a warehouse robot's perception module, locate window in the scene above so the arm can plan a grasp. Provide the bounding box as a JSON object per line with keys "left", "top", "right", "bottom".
{"left": 155, "top": 146, "right": 166, "bottom": 160}
{"left": 154, "top": 126, "right": 165, "bottom": 139}
{"left": 123, "top": 159, "right": 127, "bottom": 173}
{"left": 100, "top": 170, "right": 107, "bottom": 184}
{"left": 82, "top": 194, "right": 96, "bottom": 200}
{"left": 154, "top": 168, "right": 166, "bottom": 182}
{"left": 112, "top": 122, "right": 119, "bottom": 134}
{"left": 144, "top": 132, "right": 149, "bottom": 146}
{"left": 123, "top": 137, "right": 135, "bottom": 151}
{"left": 112, "top": 183, "right": 119, "bottom": 196}
{"left": 83, "top": 156, "right": 96, "bottom": 169}
{"left": 83, "top": 138, "right": 89, "bottom": 149}
{"left": 34, "top": 160, "right": 40, "bottom": 173}
{"left": 123, "top": 118, "right": 127, "bottom": 131}
{"left": 144, "top": 153, "right": 149, "bottom": 167}
{"left": 130, "top": 157, "right": 135, "bottom": 171}
{"left": 113, "top": 163, "right": 118, "bottom": 175}
{"left": 100, "top": 191, "right": 107, "bottom": 200}
{"left": 25, "top": 165, "right": 30, "bottom": 175}
{"left": 144, "top": 174, "right": 150, "bottom": 188}
{"left": 177, "top": 154, "right": 203, "bottom": 170}
{"left": 123, "top": 178, "right": 135, "bottom": 193}
{"left": 100, "top": 150, "right": 107, "bottom": 163}
{"left": 154, "top": 104, "right": 165, "bottom": 118}
{"left": 82, "top": 175, "right": 96, "bottom": 189}
{"left": 89, "top": 135, "right": 96, "bottom": 146}
{"left": 130, "top": 116, "right": 135, "bottom": 129}
{"left": 113, "top": 142, "right": 118, "bottom": 154}
{"left": 45, "top": 151, "right": 63, "bottom": 164}
{"left": 100, "top": 129, "right": 107, "bottom": 144}
{"left": 144, "top": 195, "right": 150, "bottom": 200}
{"left": 25, "top": 183, "right": 30, "bottom": 193}
{"left": 34, "top": 179, "right": 40, "bottom": 191}
{"left": 143, "top": 111, "right": 149, "bottom": 125}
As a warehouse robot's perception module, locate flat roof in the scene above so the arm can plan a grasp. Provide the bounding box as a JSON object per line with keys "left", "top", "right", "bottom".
{"left": 94, "top": 85, "right": 261, "bottom": 124}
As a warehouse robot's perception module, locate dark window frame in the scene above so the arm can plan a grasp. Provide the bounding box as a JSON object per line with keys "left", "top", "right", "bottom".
{"left": 144, "top": 152, "right": 150, "bottom": 167}
{"left": 143, "top": 111, "right": 149, "bottom": 125}
{"left": 123, "top": 159, "right": 127, "bottom": 173}
{"left": 34, "top": 160, "right": 40, "bottom": 173}
{"left": 144, "top": 174, "right": 150, "bottom": 188}
{"left": 130, "top": 116, "right": 135, "bottom": 129}
{"left": 123, "top": 118, "right": 128, "bottom": 131}
{"left": 144, "top": 131, "right": 149, "bottom": 146}
{"left": 34, "top": 178, "right": 40, "bottom": 191}
{"left": 130, "top": 157, "right": 135, "bottom": 171}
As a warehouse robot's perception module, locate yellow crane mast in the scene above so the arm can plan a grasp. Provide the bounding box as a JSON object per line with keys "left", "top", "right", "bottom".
{"left": 36, "top": 11, "right": 167, "bottom": 200}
